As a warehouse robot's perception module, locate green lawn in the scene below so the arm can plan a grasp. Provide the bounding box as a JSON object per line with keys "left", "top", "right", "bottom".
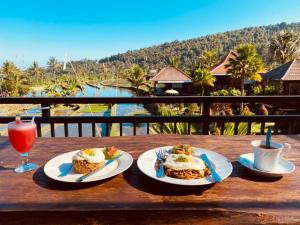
{"left": 78, "top": 104, "right": 110, "bottom": 113}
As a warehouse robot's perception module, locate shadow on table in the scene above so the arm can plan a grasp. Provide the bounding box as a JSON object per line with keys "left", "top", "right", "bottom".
{"left": 0, "top": 139, "right": 10, "bottom": 151}
{"left": 230, "top": 161, "right": 282, "bottom": 182}
{"left": 123, "top": 160, "right": 214, "bottom": 196}
{"left": 0, "top": 166, "right": 14, "bottom": 171}
{"left": 33, "top": 166, "right": 113, "bottom": 191}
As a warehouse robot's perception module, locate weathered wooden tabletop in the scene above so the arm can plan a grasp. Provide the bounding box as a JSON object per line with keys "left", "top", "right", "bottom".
{"left": 0, "top": 135, "right": 299, "bottom": 225}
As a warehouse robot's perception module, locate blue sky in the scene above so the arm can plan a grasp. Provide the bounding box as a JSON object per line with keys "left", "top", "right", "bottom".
{"left": 0, "top": 0, "right": 300, "bottom": 67}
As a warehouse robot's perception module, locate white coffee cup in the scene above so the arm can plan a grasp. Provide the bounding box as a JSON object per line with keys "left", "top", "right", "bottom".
{"left": 251, "top": 140, "right": 291, "bottom": 172}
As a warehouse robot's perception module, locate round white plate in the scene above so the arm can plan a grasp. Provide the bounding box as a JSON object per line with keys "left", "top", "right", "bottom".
{"left": 238, "top": 153, "right": 295, "bottom": 178}
{"left": 137, "top": 146, "right": 232, "bottom": 186}
{"left": 44, "top": 149, "right": 133, "bottom": 183}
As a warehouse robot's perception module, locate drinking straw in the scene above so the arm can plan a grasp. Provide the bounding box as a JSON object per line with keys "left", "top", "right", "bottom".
{"left": 31, "top": 106, "right": 51, "bottom": 123}
{"left": 31, "top": 115, "right": 36, "bottom": 123}
{"left": 266, "top": 128, "right": 271, "bottom": 147}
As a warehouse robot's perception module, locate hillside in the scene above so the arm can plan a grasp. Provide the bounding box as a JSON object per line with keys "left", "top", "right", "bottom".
{"left": 71, "top": 22, "right": 300, "bottom": 76}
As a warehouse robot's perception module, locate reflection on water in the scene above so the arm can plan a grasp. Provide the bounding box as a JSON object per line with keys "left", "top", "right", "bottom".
{"left": 25, "top": 84, "right": 149, "bottom": 137}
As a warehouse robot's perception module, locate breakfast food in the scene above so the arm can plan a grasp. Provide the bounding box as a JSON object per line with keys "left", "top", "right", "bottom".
{"left": 72, "top": 148, "right": 105, "bottom": 174}
{"left": 164, "top": 154, "right": 210, "bottom": 179}
{"left": 170, "top": 144, "right": 194, "bottom": 155}
{"left": 103, "top": 146, "right": 121, "bottom": 159}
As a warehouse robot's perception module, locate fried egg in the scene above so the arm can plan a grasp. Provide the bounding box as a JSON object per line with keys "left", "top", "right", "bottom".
{"left": 72, "top": 148, "right": 105, "bottom": 163}
{"left": 163, "top": 154, "right": 206, "bottom": 171}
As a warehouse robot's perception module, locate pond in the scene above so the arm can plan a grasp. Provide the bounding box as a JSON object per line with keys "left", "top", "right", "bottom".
{"left": 1, "top": 84, "right": 150, "bottom": 137}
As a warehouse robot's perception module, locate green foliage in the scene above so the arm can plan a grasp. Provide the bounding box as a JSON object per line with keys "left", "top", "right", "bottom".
{"left": 218, "top": 106, "right": 260, "bottom": 135}
{"left": 178, "top": 103, "right": 185, "bottom": 111}
{"left": 44, "top": 76, "right": 83, "bottom": 97}
{"left": 99, "top": 22, "right": 300, "bottom": 73}
{"left": 211, "top": 88, "right": 241, "bottom": 96}
{"left": 27, "top": 61, "right": 45, "bottom": 85}
{"left": 192, "top": 68, "right": 216, "bottom": 95}
{"left": 1, "top": 61, "right": 30, "bottom": 96}
{"left": 167, "top": 56, "right": 179, "bottom": 68}
{"left": 225, "top": 44, "right": 264, "bottom": 95}
{"left": 187, "top": 103, "right": 199, "bottom": 114}
{"left": 251, "top": 85, "right": 263, "bottom": 95}
{"left": 151, "top": 106, "right": 196, "bottom": 134}
{"left": 251, "top": 84, "right": 283, "bottom": 95}
{"left": 79, "top": 104, "right": 109, "bottom": 113}
{"left": 265, "top": 84, "right": 283, "bottom": 95}
{"left": 47, "top": 57, "right": 61, "bottom": 75}
{"left": 269, "top": 31, "right": 300, "bottom": 64}
{"left": 127, "top": 64, "right": 146, "bottom": 95}
{"left": 197, "top": 50, "right": 218, "bottom": 69}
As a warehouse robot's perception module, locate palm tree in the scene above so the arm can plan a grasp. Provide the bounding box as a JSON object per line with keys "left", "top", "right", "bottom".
{"left": 168, "top": 56, "right": 179, "bottom": 68}
{"left": 2, "top": 61, "right": 19, "bottom": 76}
{"left": 1, "top": 61, "right": 29, "bottom": 96}
{"left": 47, "top": 57, "right": 61, "bottom": 75}
{"left": 127, "top": 65, "right": 146, "bottom": 95}
{"left": 225, "top": 44, "right": 264, "bottom": 96}
{"left": 269, "top": 31, "right": 300, "bottom": 64}
{"left": 192, "top": 68, "right": 216, "bottom": 96}
{"left": 198, "top": 50, "right": 218, "bottom": 69}
{"left": 28, "top": 61, "right": 44, "bottom": 83}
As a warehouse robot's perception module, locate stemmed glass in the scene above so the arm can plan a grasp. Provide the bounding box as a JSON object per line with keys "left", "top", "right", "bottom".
{"left": 8, "top": 116, "right": 38, "bottom": 173}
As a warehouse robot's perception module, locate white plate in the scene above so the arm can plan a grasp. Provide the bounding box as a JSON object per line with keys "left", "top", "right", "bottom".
{"left": 137, "top": 146, "right": 232, "bottom": 186}
{"left": 44, "top": 149, "right": 133, "bottom": 183}
{"left": 238, "top": 153, "right": 295, "bottom": 178}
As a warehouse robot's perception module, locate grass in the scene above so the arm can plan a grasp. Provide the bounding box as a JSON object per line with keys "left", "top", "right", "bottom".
{"left": 78, "top": 104, "right": 110, "bottom": 113}
{"left": 101, "top": 79, "right": 132, "bottom": 88}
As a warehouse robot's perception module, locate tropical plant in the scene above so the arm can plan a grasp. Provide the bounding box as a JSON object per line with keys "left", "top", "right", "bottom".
{"left": 27, "top": 61, "right": 44, "bottom": 84}
{"left": 219, "top": 106, "right": 260, "bottom": 135}
{"left": 44, "top": 84, "right": 62, "bottom": 97}
{"left": 211, "top": 88, "right": 241, "bottom": 96}
{"left": 225, "top": 44, "right": 264, "bottom": 96}
{"left": 197, "top": 50, "right": 218, "bottom": 69}
{"left": 192, "top": 68, "right": 216, "bottom": 95}
{"left": 251, "top": 85, "right": 264, "bottom": 95}
{"left": 1, "top": 61, "right": 29, "bottom": 96}
{"left": 251, "top": 84, "right": 283, "bottom": 95}
{"left": 150, "top": 106, "right": 196, "bottom": 134}
{"left": 127, "top": 64, "right": 146, "bottom": 95}
{"left": 47, "top": 57, "right": 61, "bottom": 75}
{"left": 269, "top": 31, "right": 300, "bottom": 64}
{"left": 210, "top": 88, "right": 241, "bottom": 116}
{"left": 167, "top": 56, "right": 179, "bottom": 68}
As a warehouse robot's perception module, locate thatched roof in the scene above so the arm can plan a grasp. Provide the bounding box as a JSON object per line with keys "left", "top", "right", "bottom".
{"left": 263, "top": 59, "right": 300, "bottom": 81}
{"left": 210, "top": 50, "right": 236, "bottom": 76}
{"left": 210, "top": 50, "right": 266, "bottom": 76}
{"left": 151, "top": 67, "right": 192, "bottom": 83}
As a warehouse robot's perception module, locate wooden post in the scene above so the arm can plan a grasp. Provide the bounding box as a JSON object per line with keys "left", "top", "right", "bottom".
{"left": 41, "top": 103, "right": 51, "bottom": 117}
{"left": 202, "top": 102, "right": 210, "bottom": 135}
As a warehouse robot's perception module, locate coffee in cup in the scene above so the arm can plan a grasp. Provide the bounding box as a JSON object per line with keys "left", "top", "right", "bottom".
{"left": 251, "top": 140, "right": 291, "bottom": 172}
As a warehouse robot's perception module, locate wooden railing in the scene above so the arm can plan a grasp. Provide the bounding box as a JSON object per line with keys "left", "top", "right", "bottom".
{"left": 0, "top": 96, "right": 300, "bottom": 137}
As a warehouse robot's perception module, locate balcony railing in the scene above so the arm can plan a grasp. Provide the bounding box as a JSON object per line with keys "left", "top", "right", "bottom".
{"left": 0, "top": 96, "right": 300, "bottom": 137}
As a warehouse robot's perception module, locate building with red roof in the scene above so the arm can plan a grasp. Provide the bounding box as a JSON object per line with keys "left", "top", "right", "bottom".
{"left": 151, "top": 67, "right": 192, "bottom": 95}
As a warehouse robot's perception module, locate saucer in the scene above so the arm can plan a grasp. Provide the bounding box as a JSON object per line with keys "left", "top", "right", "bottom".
{"left": 238, "top": 153, "right": 295, "bottom": 178}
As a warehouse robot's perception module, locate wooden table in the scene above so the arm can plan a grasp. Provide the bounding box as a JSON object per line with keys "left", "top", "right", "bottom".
{"left": 0, "top": 135, "right": 299, "bottom": 225}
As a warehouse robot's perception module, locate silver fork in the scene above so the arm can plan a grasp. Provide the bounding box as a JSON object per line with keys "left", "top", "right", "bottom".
{"left": 155, "top": 149, "right": 167, "bottom": 178}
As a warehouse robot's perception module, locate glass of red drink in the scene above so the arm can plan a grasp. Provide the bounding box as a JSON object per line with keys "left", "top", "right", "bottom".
{"left": 8, "top": 119, "right": 38, "bottom": 173}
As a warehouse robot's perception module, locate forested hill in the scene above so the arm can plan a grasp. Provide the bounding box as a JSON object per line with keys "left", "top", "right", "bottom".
{"left": 69, "top": 22, "right": 300, "bottom": 77}
{"left": 96, "top": 22, "right": 300, "bottom": 70}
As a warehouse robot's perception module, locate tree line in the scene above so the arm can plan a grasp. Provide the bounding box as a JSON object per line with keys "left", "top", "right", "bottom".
{"left": 1, "top": 22, "right": 299, "bottom": 97}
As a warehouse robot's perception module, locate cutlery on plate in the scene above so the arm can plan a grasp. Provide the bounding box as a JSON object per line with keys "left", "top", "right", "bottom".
{"left": 155, "top": 149, "right": 167, "bottom": 178}
{"left": 58, "top": 163, "right": 73, "bottom": 177}
{"left": 200, "top": 153, "right": 222, "bottom": 183}
{"left": 76, "top": 154, "right": 123, "bottom": 182}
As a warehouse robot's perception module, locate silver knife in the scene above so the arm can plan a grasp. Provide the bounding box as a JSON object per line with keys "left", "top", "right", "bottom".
{"left": 76, "top": 154, "right": 123, "bottom": 182}
{"left": 200, "top": 153, "right": 222, "bottom": 183}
